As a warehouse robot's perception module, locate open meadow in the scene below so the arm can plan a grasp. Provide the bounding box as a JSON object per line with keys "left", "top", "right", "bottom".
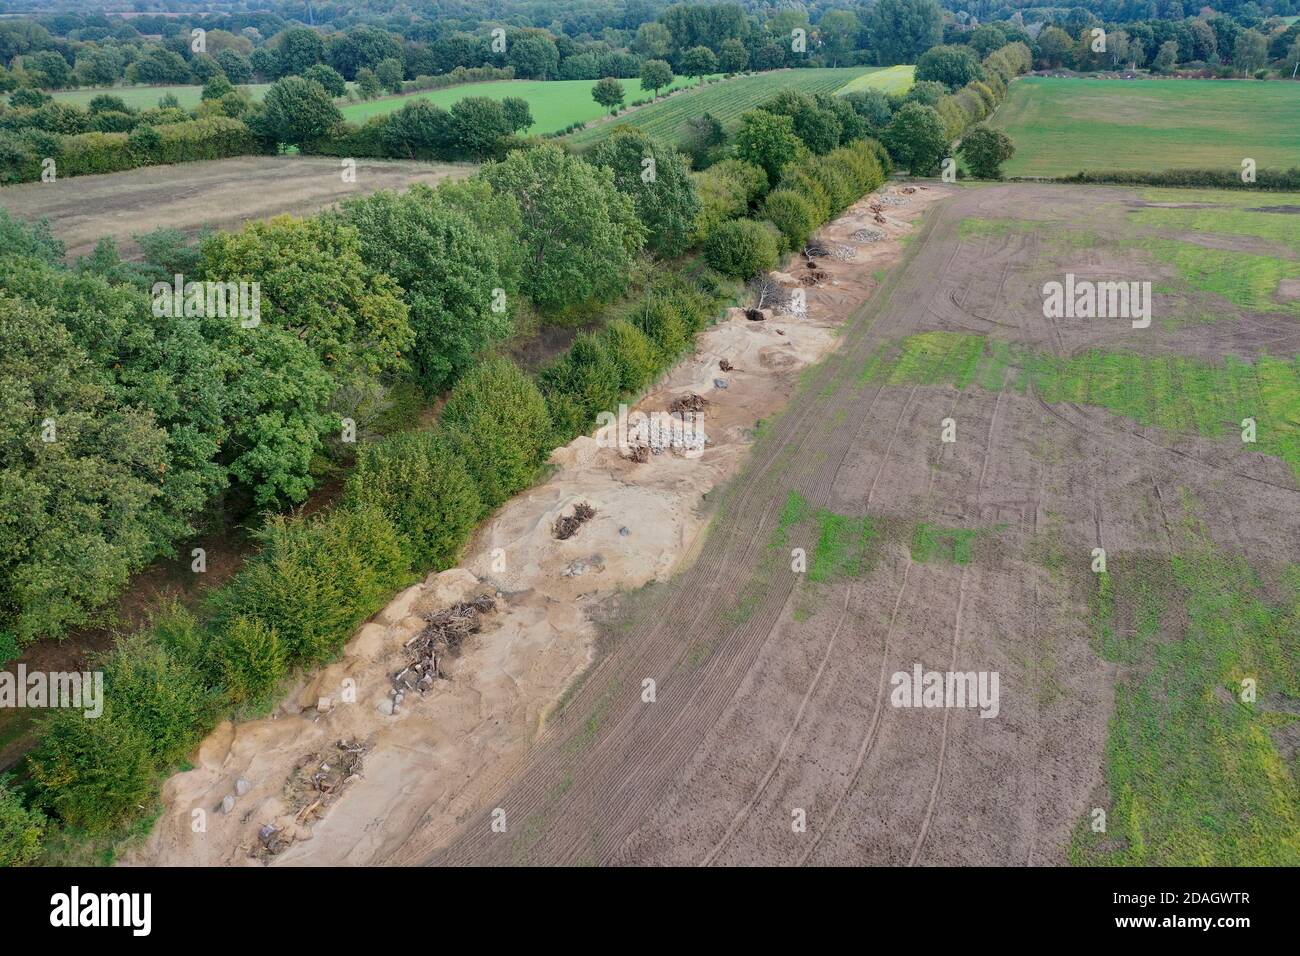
{"left": 991, "top": 76, "right": 1300, "bottom": 177}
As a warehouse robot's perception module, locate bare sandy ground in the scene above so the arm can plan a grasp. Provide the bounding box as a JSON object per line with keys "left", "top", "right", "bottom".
{"left": 125, "top": 183, "right": 950, "bottom": 867}
{"left": 0, "top": 155, "right": 474, "bottom": 261}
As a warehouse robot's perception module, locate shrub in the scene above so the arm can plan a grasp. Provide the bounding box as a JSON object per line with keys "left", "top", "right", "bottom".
{"left": 343, "top": 429, "right": 481, "bottom": 571}
{"left": 538, "top": 334, "right": 624, "bottom": 441}
{"left": 28, "top": 703, "right": 158, "bottom": 833}
{"left": 704, "top": 218, "right": 780, "bottom": 279}
{"left": 778, "top": 165, "right": 833, "bottom": 223}
{"left": 440, "top": 357, "right": 552, "bottom": 511}
{"left": 763, "top": 188, "right": 819, "bottom": 249}
{"left": 958, "top": 126, "right": 1015, "bottom": 180}
{"left": 600, "top": 318, "right": 660, "bottom": 393}
{"left": 211, "top": 503, "right": 410, "bottom": 667}
{"left": 104, "top": 633, "right": 216, "bottom": 767}
{"left": 212, "top": 616, "right": 287, "bottom": 709}
{"left": 0, "top": 778, "right": 45, "bottom": 866}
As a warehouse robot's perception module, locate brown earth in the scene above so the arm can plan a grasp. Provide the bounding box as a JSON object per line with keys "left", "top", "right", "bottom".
{"left": 0, "top": 155, "right": 474, "bottom": 261}
{"left": 129, "top": 183, "right": 1300, "bottom": 868}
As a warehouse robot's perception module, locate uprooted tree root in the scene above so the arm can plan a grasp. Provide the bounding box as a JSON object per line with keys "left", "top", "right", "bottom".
{"left": 554, "top": 501, "right": 597, "bottom": 540}
{"left": 395, "top": 594, "right": 497, "bottom": 694}
{"left": 255, "top": 738, "right": 371, "bottom": 860}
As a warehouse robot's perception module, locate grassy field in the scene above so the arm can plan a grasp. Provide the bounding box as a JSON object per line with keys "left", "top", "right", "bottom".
{"left": 566, "top": 66, "right": 893, "bottom": 147}
{"left": 990, "top": 76, "right": 1300, "bottom": 177}
{"left": 1073, "top": 544, "right": 1300, "bottom": 866}
{"left": 837, "top": 64, "right": 915, "bottom": 94}
{"left": 53, "top": 83, "right": 275, "bottom": 110}
{"left": 857, "top": 330, "right": 1300, "bottom": 479}
{"left": 340, "top": 74, "right": 714, "bottom": 134}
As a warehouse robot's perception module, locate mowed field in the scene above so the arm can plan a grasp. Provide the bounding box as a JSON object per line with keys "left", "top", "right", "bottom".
{"left": 567, "top": 66, "right": 895, "bottom": 147}
{"left": 991, "top": 76, "right": 1300, "bottom": 177}
{"left": 0, "top": 155, "right": 473, "bottom": 260}
{"left": 340, "top": 74, "right": 715, "bottom": 133}
{"left": 53, "top": 82, "right": 276, "bottom": 110}
{"left": 420, "top": 184, "right": 1300, "bottom": 866}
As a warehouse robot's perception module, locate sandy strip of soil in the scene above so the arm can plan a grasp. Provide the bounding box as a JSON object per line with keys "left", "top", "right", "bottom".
{"left": 0, "top": 156, "right": 474, "bottom": 261}
{"left": 124, "top": 182, "right": 953, "bottom": 867}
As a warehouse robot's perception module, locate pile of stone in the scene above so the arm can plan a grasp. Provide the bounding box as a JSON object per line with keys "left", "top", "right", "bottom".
{"left": 851, "top": 228, "right": 885, "bottom": 243}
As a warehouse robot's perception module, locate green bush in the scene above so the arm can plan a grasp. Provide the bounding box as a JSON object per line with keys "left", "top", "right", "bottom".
{"left": 105, "top": 633, "right": 217, "bottom": 767}
{"left": 212, "top": 615, "right": 287, "bottom": 710}
{"left": 704, "top": 218, "right": 780, "bottom": 279}
{"left": 211, "top": 503, "right": 410, "bottom": 668}
{"left": 343, "top": 429, "right": 481, "bottom": 572}
{"left": 538, "top": 334, "right": 624, "bottom": 442}
{"left": 0, "top": 778, "right": 45, "bottom": 866}
{"left": 28, "top": 703, "right": 158, "bottom": 834}
{"left": 762, "top": 188, "right": 820, "bottom": 249}
{"left": 440, "top": 357, "right": 552, "bottom": 512}
{"left": 776, "top": 165, "right": 833, "bottom": 223}
{"left": 600, "top": 318, "right": 660, "bottom": 393}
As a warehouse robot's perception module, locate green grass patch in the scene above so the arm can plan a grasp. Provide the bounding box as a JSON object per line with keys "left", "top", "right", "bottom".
{"left": 341, "top": 74, "right": 714, "bottom": 133}
{"left": 52, "top": 83, "right": 276, "bottom": 111}
{"left": 860, "top": 332, "right": 1300, "bottom": 480}
{"left": 836, "top": 64, "right": 916, "bottom": 95}
{"left": 567, "top": 67, "right": 873, "bottom": 147}
{"left": 910, "top": 522, "right": 986, "bottom": 565}
{"left": 1130, "top": 236, "right": 1300, "bottom": 314}
{"left": 1071, "top": 549, "right": 1300, "bottom": 866}
{"left": 991, "top": 77, "right": 1300, "bottom": 178}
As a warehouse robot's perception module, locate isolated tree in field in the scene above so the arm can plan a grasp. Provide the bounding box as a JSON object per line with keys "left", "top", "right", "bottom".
{"left": 681, "top": 46, "right": 718, "bottom": 85}
{"left": 258, "top": 76, "right": 342, "bottom": 148}
{"left": 590, "top": 126, "right": 700, "bottom": 258}
{"left": 915, "top": 44, "right": 985, "bottom": 89}
{"left": 201, "top": 73, "right": 234, "bottom": 101}
{"left": 719, "top": 38, "right": 749, "bottom": 74}
{"left": 734, "top": 109, "right": 802, "bottom": 183}
{"left": 641, "top": 58, "right": 674, "bottom": 98}
{"left": 501, "top": 96, "right": 533, "bottom": 132}
{"left": 592, "top": 76, "right": 625, "bottom": 114}
{"left": 883, "top": 101, "right": 949, "bottom": 176}
{"left": 482, "top": 145, "right": 646, "bottom": 311}
{"left": 1153, "top": 40, "right": 1179, "bottom": 73}
{"left": 303, "top": 62, "right": 346, "bottom": 97}
{"left": 449, "top": 96, "right": 513, "bottom": 158}
{"left": 867, "top": 0, "right": 943, "bottom": 66}
{"left": 375, "top": 56, "right": 404, "bottom": 93}
{"left": 355, "top": 67, "right": 381, "bottom": 100}
{"left": 1233, "top": 29, "right": 1268, "bottom": 76}
{"left": 958, "top": 126, "right": 1015, "bottom": 179}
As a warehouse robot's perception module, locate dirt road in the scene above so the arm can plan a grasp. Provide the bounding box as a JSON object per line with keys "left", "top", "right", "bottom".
{"left": 0, "top": 155, "right": 474, "bottom": 260}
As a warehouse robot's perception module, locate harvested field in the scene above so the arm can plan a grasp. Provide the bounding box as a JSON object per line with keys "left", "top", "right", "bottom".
{"left": 0, "top": 155, "right": 474, "bottom": 261}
